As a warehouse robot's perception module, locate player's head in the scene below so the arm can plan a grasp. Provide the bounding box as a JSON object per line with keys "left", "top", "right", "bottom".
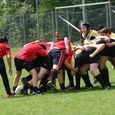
{"left": 100, "top": 27, "right": 111, "bottom": 37}
{"left": 54, "top": 31, "right": 60, "bottom": 42}
{"left": 0, "top": 36, "right": 8, "bottom": 44}
{"left": 39, "top": 44, "right": 46, "bottom": 50}
{"left": 80, "top": 22, "right": 90, "bottom": 33}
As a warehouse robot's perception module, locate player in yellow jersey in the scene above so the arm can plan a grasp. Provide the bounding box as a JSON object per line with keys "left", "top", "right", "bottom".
{"left": 80, "top": 22, "right": 101, "bottom": 84}
{"left": 98, "top": 27, "right": 115, "bottom": 87}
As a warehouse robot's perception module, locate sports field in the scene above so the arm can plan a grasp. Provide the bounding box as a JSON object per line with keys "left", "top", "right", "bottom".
{"left": 0, "top": 48, "right": 115, "bottom": 115}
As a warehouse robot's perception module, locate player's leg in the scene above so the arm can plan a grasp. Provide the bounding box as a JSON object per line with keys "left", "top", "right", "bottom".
{"left": 99, "top": 56, "right": 111, "bottom": 87}
{"left": 80, "top": 64, "right": 93, "bottom": 90}
{"left": 57, "top": 68, "right": 66, "bottom": 91}
{"left": 0, "top": 59, "right": 12, "bottom": 97}
{"left": 65, "top": 67, "right": 74, "bottom": 89}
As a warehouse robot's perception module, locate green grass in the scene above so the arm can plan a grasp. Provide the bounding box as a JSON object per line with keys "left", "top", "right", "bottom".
{"left": 0, "top": 48, "right": 115, "bottom": 115}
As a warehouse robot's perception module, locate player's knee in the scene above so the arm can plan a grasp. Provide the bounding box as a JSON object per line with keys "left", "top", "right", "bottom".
{"left": 52, "top": 65, "right": 59, "bottom": 71}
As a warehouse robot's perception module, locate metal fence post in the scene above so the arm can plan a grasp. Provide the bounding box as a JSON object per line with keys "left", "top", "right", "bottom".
{"left": 52, "top": 12, "right": 55, "bottom": 40}
{"left": 35, "top": 0, "right": 39, "bottom": 39}
{"left": 67, "top": 10, "right": 71, "bottom": 39}
{"left": 108, "top": 1, "right": 112, "bottom": 28}
{"left": 105, "top": 5, "right": 109, "bottom": 27}
{"left": 55, "top": 9, "right": 58, "bottom": 32}
{"left": 22, "top": 14, "right": 26, "bottom": 45}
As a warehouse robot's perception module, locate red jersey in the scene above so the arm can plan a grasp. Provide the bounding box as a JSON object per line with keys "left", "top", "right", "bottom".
{"left": 0, "top": 43, "right": 11, "bottom": 58}
{"left": 65, "top": 50, "right": 73, "bottom": 63}
{"left": 15, "top": 42, "right": 46, "bottom": 62}
{"left": 52, "top": 38, "right": 71, "bottom": 55}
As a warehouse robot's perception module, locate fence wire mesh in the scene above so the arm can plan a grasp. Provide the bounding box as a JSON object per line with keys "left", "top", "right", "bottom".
{"left": 0, "top": 4, "right": 114, "bottom": 47}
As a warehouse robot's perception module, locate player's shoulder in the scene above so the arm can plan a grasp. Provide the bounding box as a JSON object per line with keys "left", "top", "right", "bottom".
{"left": 110, "top": 32, "right": 115, "bottom": 39}
{"left": 90, "top": 30, "right": 98, "bottom": 36}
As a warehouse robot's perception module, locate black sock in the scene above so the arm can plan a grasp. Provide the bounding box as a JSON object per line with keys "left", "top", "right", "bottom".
{"left": 60, "top": 83, "right": 65, "bottom": 89}
{"left": 95, "top": 74, "right": 106, "bottom": 88}
{"left": 75, "top": 73, "right": 81, "bottom": 89}
{"left": 81, "top": 73, "right": 92, "bottom": 87}
{"left": 100, "top": 68, "right": 111, "bottom": 86}
{"left": 23, "top": 83, "right": 31, "bottom": 90}
{"left": 50, "top": 69, "right": 58, "bottom": 83}
{"left": 13, "top": 86, "right": 17, "bottom": 92}
{"left": 25, "top": 75, "right": 32, "bottom": 81}
{"left": 39, "top": 74, "right": 48, "bottom": 87}
{"left": 66, "top": 68, "right": 74, "bottom": 86}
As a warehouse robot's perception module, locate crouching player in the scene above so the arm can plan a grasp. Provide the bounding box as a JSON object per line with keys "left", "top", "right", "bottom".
{"left": 13, "top": 41, "right": 47, "bottom": 95}
{"left": 74, "top": 41, "right": 109, "bottom": 89}
{"left": 0, "top": 36, "right": 13, "bottom": 97}
{"left": 47, "top": 37, "right": 72, "bottom": 90}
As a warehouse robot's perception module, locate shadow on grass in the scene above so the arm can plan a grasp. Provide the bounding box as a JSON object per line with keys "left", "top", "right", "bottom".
{"left": 44, "top": 84, "right": 115, "bottom": 95}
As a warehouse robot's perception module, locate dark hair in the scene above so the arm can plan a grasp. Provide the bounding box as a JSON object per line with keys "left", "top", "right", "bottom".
{"left": 96, "top": 24, "right": 104, "bottom": 31}
{"left": 0, "top": 36, "right": 8, "bottom": 43}
{"left": 81, "top": 22, "right": 90, "bottom": 29}
{"left": 100, "top": 27, "right": 111, "bottom": 34}
{"left": 39, "top": 44, "right": 46, "bottom": 50}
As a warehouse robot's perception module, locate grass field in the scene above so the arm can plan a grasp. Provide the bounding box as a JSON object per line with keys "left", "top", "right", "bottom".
{"left": 0, "top": 48, "right": 115, "bottom": 115}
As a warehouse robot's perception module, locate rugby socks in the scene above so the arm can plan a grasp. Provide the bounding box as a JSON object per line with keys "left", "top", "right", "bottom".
{"left": 100, "top": 68, "right": 111, "bottom": 86}
{"left": 50, "top": 69, "right": 58, "bottom": 84}
{"left": 95, "top": 74, "right": 107, "bottom": 88}
{"left": 81, "top": 73, "right": 92, "bottom": 87}
{"left": 25, "top": 75, "right": 32, "bottom": 81}
{"left": 23, "top": 82, "right": 32, "bottom": 90}
{"left": 75, "top": 73, "right": 81, "bottom": 89}
{"left": 60, "top": 83, "right": 65, "bottom": 89}
{"left": 66, "top": 68, "right": 74, "bottom": 87}
{"left": 39, "top": 74, "right": 48, "bottom": 87}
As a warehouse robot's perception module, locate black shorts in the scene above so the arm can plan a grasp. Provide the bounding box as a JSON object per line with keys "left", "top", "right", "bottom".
{"left": 32, "top": 56, "right": 51, "bottom": 71}
{"left": 14, "top": 58, "right": 34, "bottom": 72}
{"left": 89, "top": 55, "right": 99, "bottom": 64}
{"left": 75, "top": 50, "right": 89, "bottom": 68}
{"left": 48, "top": 49, "right": 65, "bottom": 69}
{"left": 109, "top": 46, "right": 115, "bottom": 57}
{"left": 101, "top": 46, "right": 115, "bottom": 57}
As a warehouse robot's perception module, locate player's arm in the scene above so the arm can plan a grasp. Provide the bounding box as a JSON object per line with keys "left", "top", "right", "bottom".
{"left": 89, "top": 44, "right": 105, "bottom": 58}
{"left": 64, "top": 60, "right": 77, "bottom": 75}
{"left": 6, "top": 47, "right": 12, "bottom": 76}
{"left": 64, "top": 37, "right": 71, "bottom": 55}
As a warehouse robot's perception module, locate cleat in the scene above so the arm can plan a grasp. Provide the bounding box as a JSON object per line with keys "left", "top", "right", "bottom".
{"left": 20, "top": 89, "right": 28, "bottom": 95}
{"left": 66, "top": 85, "right": 74, "bottom": 90}
{"left": 6, "top": 93, "right": 15, "bottom": 98}
{"left": 37, "top": 85, "right": 47, "bottom": 92}
{"left": 47, "top": 81, "right": 57, "bottom": 92}
{"left": 31, "top": 90, "right": 41, "bottom": 95}
{"left": 101, "top": 86, "right": 110, "bottom": 90}
{"left": 83, "top": 85, "right": 93, "bottom": 90}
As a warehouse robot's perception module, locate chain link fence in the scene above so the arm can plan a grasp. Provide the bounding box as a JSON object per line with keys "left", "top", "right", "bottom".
{"left": 0, "top": 4, "right": 114, "bottom": 47}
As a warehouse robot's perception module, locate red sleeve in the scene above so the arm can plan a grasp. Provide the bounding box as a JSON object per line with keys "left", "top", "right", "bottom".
{"left": 6, "top": 47, "right": 11, "bottom": 58}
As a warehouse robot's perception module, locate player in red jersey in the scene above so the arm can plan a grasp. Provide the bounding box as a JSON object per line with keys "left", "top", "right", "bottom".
{"left": 0, "top": 36, "right": 13, "bottom": 97}
{"left": 47, "top": 37, "right": 72, "bottom": 90}
{"left": 13, "top": 41, "right": 47, "bottom": 95}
